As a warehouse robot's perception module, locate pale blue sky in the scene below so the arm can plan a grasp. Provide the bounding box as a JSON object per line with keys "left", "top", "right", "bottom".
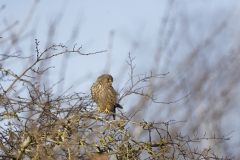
{"left": 1, "top": 1, "right": 238, "bottom": 89}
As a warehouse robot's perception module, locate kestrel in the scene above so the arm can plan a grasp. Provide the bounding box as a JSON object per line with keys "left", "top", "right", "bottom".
{"left": 91, "top": 74, "right": 123, "bottom": 120}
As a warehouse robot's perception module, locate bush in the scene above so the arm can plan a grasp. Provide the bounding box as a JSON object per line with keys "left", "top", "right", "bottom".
{"left": 0, "top": 41, "right": 232, "bottom": 160}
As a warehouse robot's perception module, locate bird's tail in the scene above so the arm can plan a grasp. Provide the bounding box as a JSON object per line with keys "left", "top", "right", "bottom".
{"left": 115, "top": 103, "right": 123, "bottom": 109}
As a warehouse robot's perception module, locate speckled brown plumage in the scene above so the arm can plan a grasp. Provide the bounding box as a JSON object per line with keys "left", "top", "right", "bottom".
{"left": 91, "top": 74, "right": 122, "bottom": 120}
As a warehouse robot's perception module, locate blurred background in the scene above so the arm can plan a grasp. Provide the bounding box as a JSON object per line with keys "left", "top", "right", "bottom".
{"left": 1, "top": 0, "right": 240, "bottom": 158}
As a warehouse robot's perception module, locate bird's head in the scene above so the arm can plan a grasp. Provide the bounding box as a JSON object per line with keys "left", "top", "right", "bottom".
{"left": 97, "top": 74, "right": 113, "bottom": 85}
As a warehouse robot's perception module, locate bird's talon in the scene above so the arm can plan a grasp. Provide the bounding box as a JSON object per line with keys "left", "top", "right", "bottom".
{"left": 104, "top": 108, "right": 110, "bottom": 113}
{"left": 97, "top": 108, "right": 102, "bottom": 113}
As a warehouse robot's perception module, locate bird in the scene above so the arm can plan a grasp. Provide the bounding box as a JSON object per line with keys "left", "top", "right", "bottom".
{"left": 91, "top": 74, "right": 123, "bottom": 120}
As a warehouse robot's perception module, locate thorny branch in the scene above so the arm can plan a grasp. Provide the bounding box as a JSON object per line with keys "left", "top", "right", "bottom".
{"left": 0, "top": 42, "right": 233, "bottom": 159}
